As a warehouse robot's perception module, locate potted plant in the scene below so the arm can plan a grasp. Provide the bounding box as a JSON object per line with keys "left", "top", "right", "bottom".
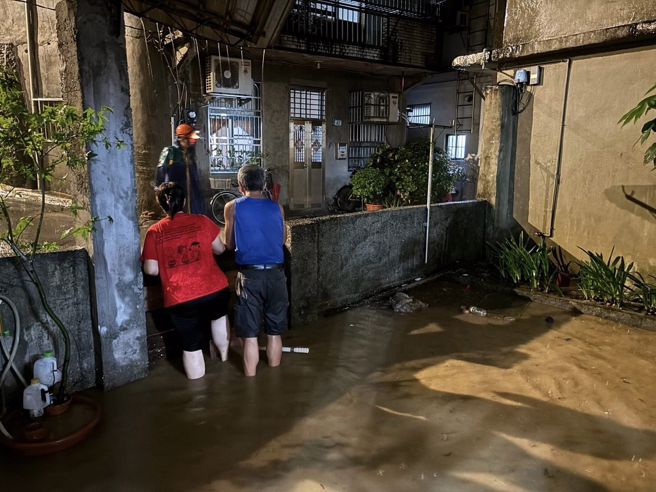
{"left": 350, "top": 166, "right": 389, "bottom": 211}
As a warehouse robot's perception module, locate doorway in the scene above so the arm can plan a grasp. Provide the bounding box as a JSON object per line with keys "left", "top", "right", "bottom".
{"left": 289, "top": 88, "right": 325, "bottom": 209}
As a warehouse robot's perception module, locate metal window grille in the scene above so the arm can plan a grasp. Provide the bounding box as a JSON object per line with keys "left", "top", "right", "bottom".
{"left": 407, "top": 103, "right": 431, "bottom": 125}
{"left": 348, "top": 90, "right": 387, "bottom": 170}
{"left": 207, "top": 87, "right": 262, "bottom": 174}
{"left": 446, "top": 134, "right": 466, "bottom": 160}
{"left": 348, "top": 123, "right": 386, "bottom": 171}
{"left": 290, "top": 88, "right": 326, "bottom": 120}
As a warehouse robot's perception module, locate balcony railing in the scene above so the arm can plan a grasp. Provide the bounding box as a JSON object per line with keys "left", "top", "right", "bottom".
{"left": 278, "top": 0, "right": 439, "bottom": 68}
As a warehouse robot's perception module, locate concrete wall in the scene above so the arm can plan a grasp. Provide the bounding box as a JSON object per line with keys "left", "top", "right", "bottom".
{"left": 504, "top": 0, "right": 656, "bottom": 47}
{"left": 0, "top": 0, "right": 61, "bottom": 99}
{"left": 124, "top": 14, "right": 173, "bottom": 214}
{"left": 286, "top": 200, "right": 488, "bottom": 324}
{"left": 0, "top": 250, "right": 97, "bottom": 397}
{"left": 476, "top": 84, "right": 518, "bottom": 241}
{"left": 486, "top": 0, "right": 656, "bottom": 65}
{"left": 57, "top": 0, "right": 147, "bottom": 389}
{"left": 484, "top": 47, "right": 656, "bottom": 274}
{"left": 406, "top": 72, "right": 482, "bottom": 156}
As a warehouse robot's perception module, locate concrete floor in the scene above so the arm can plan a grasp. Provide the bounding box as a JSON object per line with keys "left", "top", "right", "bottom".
{"left": 2, "top": 279, "right": 656, "bottom": 491}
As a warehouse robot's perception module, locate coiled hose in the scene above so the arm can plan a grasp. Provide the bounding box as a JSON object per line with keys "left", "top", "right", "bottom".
{"left": 0, "top": 295, "right": 25, "bottom": 440}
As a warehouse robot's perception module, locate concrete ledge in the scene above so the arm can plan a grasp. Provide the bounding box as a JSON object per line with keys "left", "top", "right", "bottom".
{"left": 449, "top": 272, "right": 656, "bottom": 332}
{"left": 514, "top": 288, "right": 656, "bottom": 332}
{"left": 286, "top": 200, "right": 488, "bottom": 325}
{"left": 453, "top": 20, "right": 656, "bottom": 69}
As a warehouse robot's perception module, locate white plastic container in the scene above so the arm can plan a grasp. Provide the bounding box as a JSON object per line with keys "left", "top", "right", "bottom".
{"left": 23, "top": 378, "right": 52, "bottom": 418}
{"left": 33, "top": 351, "right": 62, "bottom": 388}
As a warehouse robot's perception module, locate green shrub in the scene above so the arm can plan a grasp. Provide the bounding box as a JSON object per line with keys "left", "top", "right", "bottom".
{"left": 368, "top": 140, "right": 455, "bottom": 205}
{"left": 628, "top": 272, "right": 656, "bottom": 314}
{"left": 490, "top": 231, "right": 555, "bottom": 291}
{"left": 578, "top": 248, "right": 634, "bottom": 307}
{"left": 350, "top": 166, "right": 389, "bottom": 204}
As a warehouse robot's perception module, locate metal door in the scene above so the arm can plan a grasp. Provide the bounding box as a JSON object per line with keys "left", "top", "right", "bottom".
{"left": 289, "top": 120, "right": 324, "bottom": 209}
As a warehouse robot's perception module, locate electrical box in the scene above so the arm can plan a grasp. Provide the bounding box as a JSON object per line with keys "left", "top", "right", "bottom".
{"left": 528, "top": 66, "right": 543, "bottom": 85}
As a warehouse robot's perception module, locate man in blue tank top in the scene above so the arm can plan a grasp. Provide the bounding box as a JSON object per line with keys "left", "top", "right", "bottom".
{"left": 223, "top": 165, "right": 288, "bottom": 376}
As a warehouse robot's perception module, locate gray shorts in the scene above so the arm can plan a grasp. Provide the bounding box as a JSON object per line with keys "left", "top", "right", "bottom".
{"left": 234, "top": 269, "right": 289, "bottom": 338}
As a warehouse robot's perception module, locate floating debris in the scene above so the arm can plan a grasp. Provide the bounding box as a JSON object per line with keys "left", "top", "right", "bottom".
{"left": 391, "top": 292, "right": 427, "bottom": 313}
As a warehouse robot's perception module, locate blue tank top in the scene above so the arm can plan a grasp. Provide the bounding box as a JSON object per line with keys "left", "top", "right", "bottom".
{"left": 234, "top": 196, "right": 284, "bottom": 266}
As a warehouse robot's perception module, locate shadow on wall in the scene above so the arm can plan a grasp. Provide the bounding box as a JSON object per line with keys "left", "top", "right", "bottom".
{"left": 604, "top": 184, "right": 656, "bottom": 221}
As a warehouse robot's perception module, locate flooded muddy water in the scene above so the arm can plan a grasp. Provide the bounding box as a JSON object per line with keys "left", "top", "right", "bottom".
{"left": 1, "top": 279, "right": 655, "bottom": 491}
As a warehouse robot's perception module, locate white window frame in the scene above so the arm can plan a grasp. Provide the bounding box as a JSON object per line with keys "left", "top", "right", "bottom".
{"left": 407, "top": 103, "right": 431, "bottom": 126}
{"left": 446, "top": 134, "right": 467, "bottom": 160}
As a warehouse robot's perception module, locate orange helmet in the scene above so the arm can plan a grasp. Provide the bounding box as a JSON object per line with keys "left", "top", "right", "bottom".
{"left": 175, "top": 123, "right": 200, "bottom": 140}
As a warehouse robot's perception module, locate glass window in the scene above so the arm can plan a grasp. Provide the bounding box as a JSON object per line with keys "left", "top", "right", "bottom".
{"left": 290, "top": 88, "right": 326, "bottom": 120}
{"left": 407, "top": 103, "right": 431, "bottom": 125}
{"left": 446, "top": 134, "right": 467, "bottom": 160}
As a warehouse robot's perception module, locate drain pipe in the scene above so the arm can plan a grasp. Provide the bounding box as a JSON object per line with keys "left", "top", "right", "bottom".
{"left": 424, "top": 121, "right": 435, "bottom": 264}
{"left": 546, "top": 58, "right": 572, "bottom": 237}
{"left": 24, "top": 0, "right": 39, "bottom": 113}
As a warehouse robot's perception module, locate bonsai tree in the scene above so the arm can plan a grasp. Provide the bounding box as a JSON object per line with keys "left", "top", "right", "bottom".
{"left": 350, "top": 166, "right": 389, "bottom": 205}
{"left": 0, "top": 66, "right": 114, "bottom": 401}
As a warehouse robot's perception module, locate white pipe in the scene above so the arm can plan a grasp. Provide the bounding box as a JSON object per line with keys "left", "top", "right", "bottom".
{"left": 424, "top": 121, "right": 435, "bottom": 264}
{"left": 24, "top": 0, "right": 37, "bottom": 113}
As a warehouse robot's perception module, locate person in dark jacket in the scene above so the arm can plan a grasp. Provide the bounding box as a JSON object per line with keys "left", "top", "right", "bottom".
{"left": 155, "top": 123, "right": 206, "bottom": 214}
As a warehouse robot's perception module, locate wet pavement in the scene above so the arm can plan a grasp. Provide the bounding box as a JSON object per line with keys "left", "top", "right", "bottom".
{"left": 1, "top": 279, "right": 656, "bottom": 491}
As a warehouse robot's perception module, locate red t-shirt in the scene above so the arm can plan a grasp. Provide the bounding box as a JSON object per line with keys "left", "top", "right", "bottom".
{"left": 141, "top": 214, "right": 228, "bottom": 307}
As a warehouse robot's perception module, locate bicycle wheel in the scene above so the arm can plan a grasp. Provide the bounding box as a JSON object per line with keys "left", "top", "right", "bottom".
{"left": 210, "top": 191, "right": 240, "bottom": 225}
{"left": 334, "top": 185, "right": 361, "bottom": 213}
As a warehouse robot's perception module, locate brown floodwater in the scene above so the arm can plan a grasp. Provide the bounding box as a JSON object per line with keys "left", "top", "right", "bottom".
{"left": 1, "top": 279, "right": 655, "bottom": 491}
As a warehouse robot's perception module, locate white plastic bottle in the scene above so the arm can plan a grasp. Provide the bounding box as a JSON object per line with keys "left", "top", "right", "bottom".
{"left": 33, "top": 351, "right": 62, "bottom": 388}
{"left": 23, "top": 378, "right": 52, "bottom": 418}
{"left": 468, "top": 306, "right": 488, "bottom": 317}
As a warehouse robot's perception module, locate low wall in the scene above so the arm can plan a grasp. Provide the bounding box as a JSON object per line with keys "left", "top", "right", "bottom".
{"left": 0, "top": 250, "right": 97, "bottom": 398}
{"left": 286, "top": 200, "right": 488, "bottom": 325}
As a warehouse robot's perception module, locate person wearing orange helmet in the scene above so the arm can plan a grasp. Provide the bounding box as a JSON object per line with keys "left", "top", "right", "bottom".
{"left": 155, "top": 123, "right": 205, "bottom": 214}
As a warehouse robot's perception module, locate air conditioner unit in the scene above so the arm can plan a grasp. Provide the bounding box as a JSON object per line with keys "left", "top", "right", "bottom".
{"left": 360, "top": 91, "right": 400, "bottom": 123}
{"left": 206, "top": 57, "right": 253, "bottom": 95}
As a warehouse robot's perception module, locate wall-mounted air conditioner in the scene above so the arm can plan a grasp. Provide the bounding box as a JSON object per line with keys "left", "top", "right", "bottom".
{"left": 206, "top": 57, "right": 253, "bottom": 95}
{"left": 358, "top": 91, "right": 400, "bottom": 123}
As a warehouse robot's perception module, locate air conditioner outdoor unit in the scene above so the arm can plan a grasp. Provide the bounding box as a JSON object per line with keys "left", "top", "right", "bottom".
{"left": 361, "top": 91, "right": 400, "bottom": 123}
{"left": 206, "top": 57, "right": 253, "bottom": 95}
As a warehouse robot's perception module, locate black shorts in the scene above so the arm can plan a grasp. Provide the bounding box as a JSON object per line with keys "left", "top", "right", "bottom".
{"left": 235, "top": 269, "right": 288, "bottom": 338}
{"left": 168, "top": 289, "right": 230, "bottom": 351}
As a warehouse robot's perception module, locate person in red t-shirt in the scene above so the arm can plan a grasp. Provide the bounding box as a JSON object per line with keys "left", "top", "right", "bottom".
{"left": 142, "top": 182, "right": 229, "bottom": 379}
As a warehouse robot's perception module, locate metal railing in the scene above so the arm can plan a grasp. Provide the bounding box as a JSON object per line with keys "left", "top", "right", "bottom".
{"left": 207, "top": 88, "right": 262, "bottom": 174}
{"left": 279, "top": 0, "right": 438, "bottom": 67}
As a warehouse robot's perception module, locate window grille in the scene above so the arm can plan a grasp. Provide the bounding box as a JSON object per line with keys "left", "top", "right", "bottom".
{"left": 207, "top": 87, "right": 262, "bottom": 174}
{"left": 348, "top": 90, "right": 386, "bottom": 170}
{"left": 446, "top": 134, "right": 467, "bottom": 160}
{"left": 407, "top": 103, "right": 431, "bottom": 126}
{"left": 290, "top": 88, "right": 326, "bottom": 120}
